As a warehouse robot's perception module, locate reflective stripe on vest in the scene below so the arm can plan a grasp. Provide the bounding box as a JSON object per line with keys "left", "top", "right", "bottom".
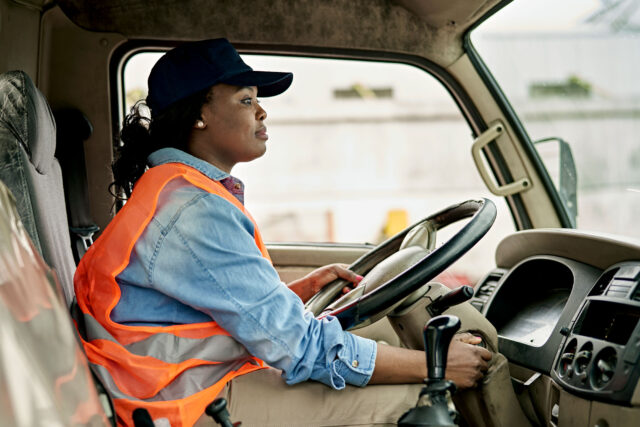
{"left": 74, "top": 163, "right": 269, "bottom": 426}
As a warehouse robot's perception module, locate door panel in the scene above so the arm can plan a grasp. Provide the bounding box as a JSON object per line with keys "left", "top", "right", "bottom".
{"left": 268, "top": 243, "right": 370, "bottom": 283}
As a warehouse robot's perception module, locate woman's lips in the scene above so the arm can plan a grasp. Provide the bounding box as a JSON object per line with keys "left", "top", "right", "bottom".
{"left": 255, "top": 127, "right": 268, "bottom": 140}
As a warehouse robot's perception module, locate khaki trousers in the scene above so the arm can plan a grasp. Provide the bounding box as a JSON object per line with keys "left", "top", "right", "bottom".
{"left": 196, "top": 367, "right": 423, "bottom": 427}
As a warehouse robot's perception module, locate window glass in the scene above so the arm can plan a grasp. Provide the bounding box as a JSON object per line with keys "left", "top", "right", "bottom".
{"left": 472, "top": 0, "right": 640, "bottom": 238}
{"left": 123, "top": 54, "right": 515, "bottom": 283}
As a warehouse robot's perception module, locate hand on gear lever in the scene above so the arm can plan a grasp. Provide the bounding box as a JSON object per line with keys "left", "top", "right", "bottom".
{"left": 398, "top": 314, "right": 461, "bottom": 426}
{"left": 425, "top": 315, "right": 462, "bottom": 382}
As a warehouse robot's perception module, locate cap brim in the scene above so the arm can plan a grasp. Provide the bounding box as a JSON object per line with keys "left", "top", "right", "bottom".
{"left": 223, "top": 71, "right": 293, "bottom": 97}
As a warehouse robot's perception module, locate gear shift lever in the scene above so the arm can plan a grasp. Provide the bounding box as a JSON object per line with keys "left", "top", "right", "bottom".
{"left": 398, "top": 315, "right": 461, "bottom": 426}
{"left": 425, "top": 315, "right": 461, "bottom": 381}
{"left": 206, "top": 398, "right": 240, "bottom": 427}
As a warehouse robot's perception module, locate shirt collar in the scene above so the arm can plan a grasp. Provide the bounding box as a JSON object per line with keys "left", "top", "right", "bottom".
{"left": 148, "top": 147, "right": 229, "bottom": 182}
{"left": 147, "top": 148, "right": 246, "bottom": 205}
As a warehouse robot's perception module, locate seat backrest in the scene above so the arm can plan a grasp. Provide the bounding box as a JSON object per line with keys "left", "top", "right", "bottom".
{"left": 0, "top": 70, "right": 77, "bottom": 307}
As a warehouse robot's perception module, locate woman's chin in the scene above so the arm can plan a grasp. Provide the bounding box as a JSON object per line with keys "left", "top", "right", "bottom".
{"left": 255, "top": 142, "right": 268, "bottom": 157}
{"left": 244, "top": 145, "right": 267, "bottom": 163}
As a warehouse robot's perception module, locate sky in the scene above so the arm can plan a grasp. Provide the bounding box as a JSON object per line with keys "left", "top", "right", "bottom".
{"left": 480, "top": 0, "right": 600, "bottom": 33}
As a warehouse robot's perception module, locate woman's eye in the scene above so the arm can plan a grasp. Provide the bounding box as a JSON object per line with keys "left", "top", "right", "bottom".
{"left": 241, "top": 98, "right": 253, "bottom": 105}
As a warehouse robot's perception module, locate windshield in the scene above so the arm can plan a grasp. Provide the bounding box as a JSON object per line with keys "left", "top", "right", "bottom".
{"left": 472, "top": 0, "right": 640, "bottom": 238}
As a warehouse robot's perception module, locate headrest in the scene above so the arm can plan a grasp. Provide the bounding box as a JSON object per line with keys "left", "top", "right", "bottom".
{"left": 54, "top": 109, "right": 93, "bottom": 160}
{"left": 54, "top": 109, "right": 93, "bottom": 142}
{"left": 0, "top": 71, "right": 57, "bottom": 174}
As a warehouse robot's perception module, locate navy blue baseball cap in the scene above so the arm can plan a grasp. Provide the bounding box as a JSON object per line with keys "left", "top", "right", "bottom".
{"left": 147, "top": 38, "right": 293, "bottom": 114}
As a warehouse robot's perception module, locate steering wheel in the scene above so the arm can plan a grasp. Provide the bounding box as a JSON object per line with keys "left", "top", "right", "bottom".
{"left": 305, "top": 198, "right": 496, "bottom": 330}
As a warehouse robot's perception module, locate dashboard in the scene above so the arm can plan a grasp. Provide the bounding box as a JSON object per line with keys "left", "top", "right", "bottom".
{"left": 470, "top": 229, "right": 640, "bottom": 406}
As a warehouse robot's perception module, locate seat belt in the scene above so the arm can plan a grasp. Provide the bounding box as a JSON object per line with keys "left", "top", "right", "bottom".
{"left": 54, "top": 109, "right": 100, "bottom": 262}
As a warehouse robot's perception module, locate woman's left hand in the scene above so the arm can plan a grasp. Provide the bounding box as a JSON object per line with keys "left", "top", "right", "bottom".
{"left": 287, "top": 263, "right": 363, "bottom": 303}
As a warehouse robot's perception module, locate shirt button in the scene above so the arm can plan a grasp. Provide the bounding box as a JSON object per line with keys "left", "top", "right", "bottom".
{"left": 351, "top": 360, "right": 359, "bottom": 368}
{"left": 234, "top": 183, "right": 241, "bottom": 190}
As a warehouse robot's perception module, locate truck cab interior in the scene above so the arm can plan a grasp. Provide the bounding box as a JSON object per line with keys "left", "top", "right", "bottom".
{"left": 1, "top": 0, "right": 639, "bottom": 426}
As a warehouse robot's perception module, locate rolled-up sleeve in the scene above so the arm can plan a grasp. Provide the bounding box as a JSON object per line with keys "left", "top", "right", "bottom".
{"left": 311, "top": 316, "right": 377, "bottom": 388}
{"left": 148, "top": 191, "right": 377, "bottom": 388}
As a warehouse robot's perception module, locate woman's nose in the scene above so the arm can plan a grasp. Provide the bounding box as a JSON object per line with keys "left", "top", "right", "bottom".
{"left": 256, "top": 103, "right": 267, "bottom": 121}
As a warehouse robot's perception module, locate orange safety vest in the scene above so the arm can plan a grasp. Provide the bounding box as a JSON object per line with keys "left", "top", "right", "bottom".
{"left": 74, "top": 163, "right": 269, "bottom": 426}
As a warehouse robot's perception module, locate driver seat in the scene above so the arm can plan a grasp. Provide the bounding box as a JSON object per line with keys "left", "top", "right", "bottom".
{"left": 0, "top": 70, "right": 76, "bottom": 307}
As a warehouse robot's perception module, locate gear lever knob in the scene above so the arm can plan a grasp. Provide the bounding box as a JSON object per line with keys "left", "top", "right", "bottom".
{"left": 425, "top": 315, "right": 461, "bottom": 381}
{"left": 205, "top": 398, "right": 236, "bottom": 427}
{"left": 398, "top": 315, "right": 461, "bottom": 426}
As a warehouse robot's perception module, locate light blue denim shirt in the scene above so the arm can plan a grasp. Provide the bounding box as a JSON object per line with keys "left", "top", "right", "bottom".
{"left": 112, "top": 147, "right": 376, "bottom": 389}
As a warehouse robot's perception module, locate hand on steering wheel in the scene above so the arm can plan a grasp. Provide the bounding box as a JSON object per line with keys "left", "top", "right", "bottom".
{"left": 305, "top": 199, "right": 496, "bottom": 330}
{"left": 288, "top": 263, "right": 363, "bottom": 303}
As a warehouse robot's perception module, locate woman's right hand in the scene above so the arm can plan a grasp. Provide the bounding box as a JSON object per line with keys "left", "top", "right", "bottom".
{"left": 368, "top": 335, "right": 491, "bottom": 389}
{"left": 444, "top": 333, "right": 492, "bottom": 389}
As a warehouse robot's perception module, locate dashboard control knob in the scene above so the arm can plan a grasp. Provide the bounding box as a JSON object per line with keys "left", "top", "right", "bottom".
{"left": 575, "top": 350, "right": 592, "bottom": 374}
{"left": 590, "top": 347, "right": 618, "bottom": 390}
{"left": 596, "top": 359, "right": 615, "bottom": 383}
{"left": 559, "top": 352, "right": 575, "bottom": 377}
{"left": 575, "top": 342, "right": 594, "bottom": 376}
{"left": 558, "top": 338, "right": 577, "bottom": 378}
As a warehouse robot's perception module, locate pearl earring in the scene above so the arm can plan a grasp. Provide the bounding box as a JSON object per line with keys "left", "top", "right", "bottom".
{"left": 196, "top": 120, "right": 205, "bottom": 129}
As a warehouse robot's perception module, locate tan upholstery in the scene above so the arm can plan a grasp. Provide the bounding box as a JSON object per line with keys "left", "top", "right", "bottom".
{"left": 388, "top": 282, "right": 533, "bottom": 427}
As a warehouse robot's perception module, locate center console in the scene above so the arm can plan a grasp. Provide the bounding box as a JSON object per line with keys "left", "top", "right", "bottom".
{"left": 551, "top": 262, "right": 640, "bottom": 404}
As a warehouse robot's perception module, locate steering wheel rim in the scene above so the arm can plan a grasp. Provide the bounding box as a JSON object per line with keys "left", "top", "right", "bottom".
{"left": 308, "top": 198, "right": 496, "bottom": 330}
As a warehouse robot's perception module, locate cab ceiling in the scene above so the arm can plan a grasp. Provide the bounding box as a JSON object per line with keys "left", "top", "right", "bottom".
{"left": 53, "top": 0, "right": 500, "bottom": 66}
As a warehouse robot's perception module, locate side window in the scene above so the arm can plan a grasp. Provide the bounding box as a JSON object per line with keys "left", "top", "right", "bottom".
{"left": 472, "top": 1, "right": 640, "bottom": 238}
{"left": 123, "top": 54, "right": 514, "bottom": 283}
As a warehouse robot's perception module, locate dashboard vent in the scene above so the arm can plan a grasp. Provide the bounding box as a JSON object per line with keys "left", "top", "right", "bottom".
{"left": 471, "top": 270, "right": 504, "bottom": 312}
{"left": 606, "top": 281, "right": 632, "bottom": 299}
{"left": 476, "top": 272, "right": 502, "bottom": 299}
{"left": 590, "top": 268, "right": 618, "bottom": 297}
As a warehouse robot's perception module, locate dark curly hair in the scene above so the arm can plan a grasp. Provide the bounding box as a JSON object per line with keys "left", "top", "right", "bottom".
{"left": 111, "top": 87, "right": 212, "bottom": 200}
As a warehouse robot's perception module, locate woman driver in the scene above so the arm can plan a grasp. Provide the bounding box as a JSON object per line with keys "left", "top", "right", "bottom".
{"left": 74, "top": 38, "right": 491, "bottom": 426}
